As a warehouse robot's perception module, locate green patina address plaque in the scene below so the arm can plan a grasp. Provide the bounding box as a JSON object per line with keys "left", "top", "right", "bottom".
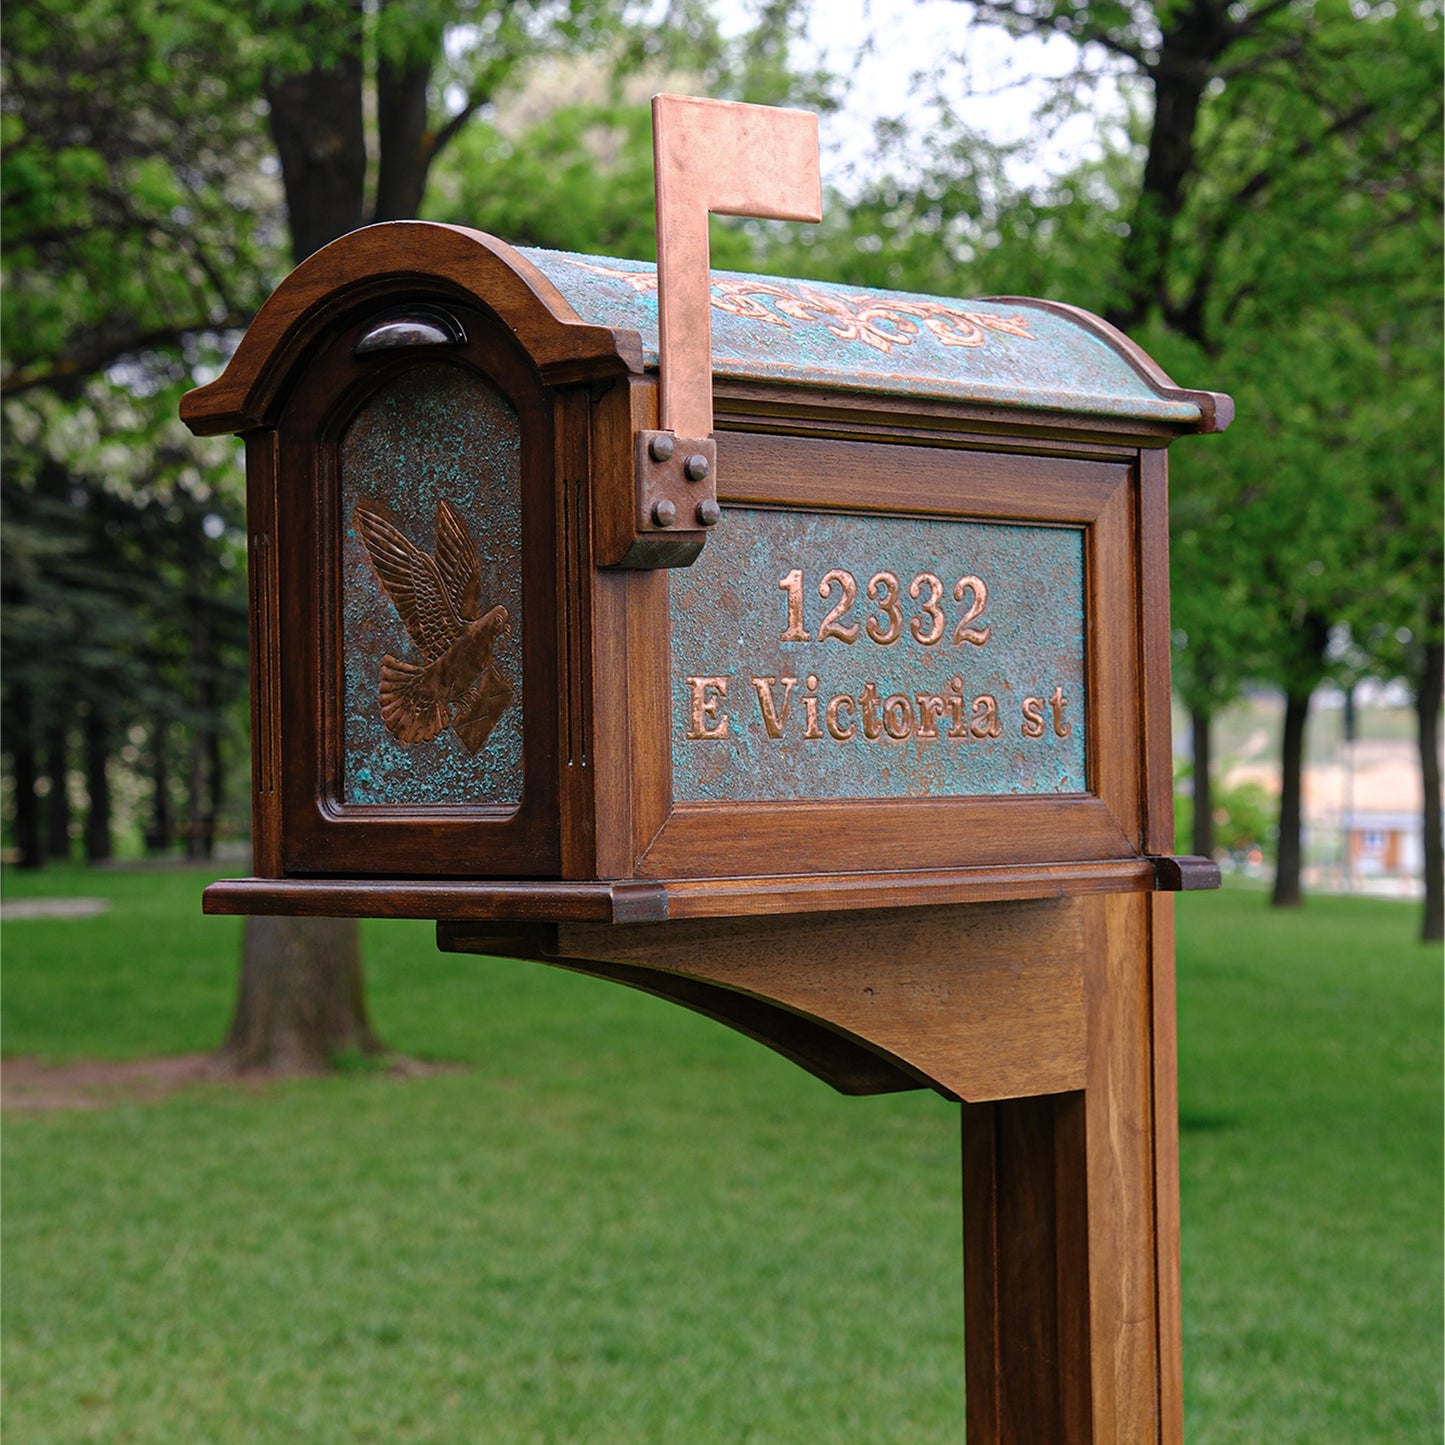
{"left": 670, "top": 507, "right": 1087, "bottom": 803}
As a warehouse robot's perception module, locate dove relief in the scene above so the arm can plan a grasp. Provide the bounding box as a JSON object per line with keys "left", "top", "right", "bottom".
{"left": 352, "top": 499, "right": 513, "bottom": 755}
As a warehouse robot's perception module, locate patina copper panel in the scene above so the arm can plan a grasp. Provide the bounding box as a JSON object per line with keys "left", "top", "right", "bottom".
{"left": 519, "top": 248, "right": 1207, "bottom": 425}
{"left": 670, "top": 506, "right": 1086, "bottom": 802}
{"left": 340, "top": 362, "right": 524, "bottom": 808}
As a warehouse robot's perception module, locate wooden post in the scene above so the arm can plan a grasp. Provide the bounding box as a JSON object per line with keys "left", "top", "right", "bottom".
{"left": 961, "top": 893, "right": 1183, "bottom": 1443}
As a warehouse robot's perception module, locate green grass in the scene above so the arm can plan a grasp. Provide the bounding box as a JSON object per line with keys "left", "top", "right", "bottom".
{"left": 1174, "top": 890, "right": 1442, "bottom": 1442}
{"left": 2, "top": 866, "right": 1440, "bottom": 1441}
{"left": 0, "top": 865, "right": 245, "bottom": 1062}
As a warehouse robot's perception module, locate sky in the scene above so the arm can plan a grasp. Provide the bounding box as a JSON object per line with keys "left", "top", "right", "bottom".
{"left": 718, "top": 0, "right": 1123, "bottom": 191}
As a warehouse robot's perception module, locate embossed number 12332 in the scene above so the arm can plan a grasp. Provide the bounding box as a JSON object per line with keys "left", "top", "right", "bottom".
{"left": 778, "top": 567, "right": 991, "bottom": 647}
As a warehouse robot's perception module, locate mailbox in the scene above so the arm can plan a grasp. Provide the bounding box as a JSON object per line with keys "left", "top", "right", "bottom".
{"left": 182, "top": 222, "right": 1227, "bottom": 921}
{"left": 182, "top": 100, "right": 1230, "bottom": 1441}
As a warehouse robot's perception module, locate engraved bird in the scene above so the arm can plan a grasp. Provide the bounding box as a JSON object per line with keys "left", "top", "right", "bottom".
{"left": 353, "top": 499, "right": 513, "bottom": 755}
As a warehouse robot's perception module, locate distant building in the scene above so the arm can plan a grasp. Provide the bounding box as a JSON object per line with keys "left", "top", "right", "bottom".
{"left": 1221, "top": 736, "right": 1428, "bottom": 894}
{"left": 1342, "top": 810, "right": 1424, "bottom": 880}
{"left": 1303, "top": 740, "right": 1426, "bottom": 896}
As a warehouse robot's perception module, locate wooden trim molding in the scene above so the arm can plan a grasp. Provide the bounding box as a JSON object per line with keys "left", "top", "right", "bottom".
{"left": 270, "top": 304, "right": 564, "bottom": 877}
{"left": 202, "top": 856, "right": 1160, "bottom": 922}
{"left": 628, "top": 432, "right": 1148, "bottom": 880}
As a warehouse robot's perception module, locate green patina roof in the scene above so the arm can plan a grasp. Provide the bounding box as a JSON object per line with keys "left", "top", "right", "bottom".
{"left": 520, "top": 248, "right": 1205, "bottom": 426}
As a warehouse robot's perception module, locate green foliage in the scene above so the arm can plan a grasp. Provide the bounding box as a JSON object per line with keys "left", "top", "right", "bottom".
{"left": 421, "top": 2, "right": 835, "bottom": 263}
{"left": 1162, "top": 0, "right": 1441, "bottom": 704}
{"left": 1, "top": 380, "right": 248, "bottom": 853}
{"left": 1176, "top": 778, "right": 1276, "bottom": 859}
{"left": 825, "top": 0, "right": 1445, "bottom": 911}
{"left": 2, "top": 870, "right": 1440, "bottom": 1440}
{"left": 425, "top": 101, "right": 666, "bottom": 259}
{"left": 806, "top": 0, "right": 1442, "bottom": 724}
{"left": 1, "top": 0, "right": 278, "bottom": 391}
{"left": 3, "top": 2, "right": 267, "bottom": 860}
{"left": 3, "top": 0, "right": 792, "bottom": 862}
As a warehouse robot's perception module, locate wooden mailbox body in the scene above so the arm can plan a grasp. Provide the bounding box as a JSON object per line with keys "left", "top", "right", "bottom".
{"left": 183, "top": 221, "right": 1229, "bottom": 1442}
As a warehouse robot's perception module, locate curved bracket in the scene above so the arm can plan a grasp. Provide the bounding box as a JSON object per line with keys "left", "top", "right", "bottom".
{"left": 439, "top": 898, "right": 1087, "bottom": 1104}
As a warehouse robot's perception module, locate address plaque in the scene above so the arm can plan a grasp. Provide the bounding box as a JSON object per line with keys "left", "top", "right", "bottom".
{"left": 671, "top": 508, "right": 1086, "bottom": 803}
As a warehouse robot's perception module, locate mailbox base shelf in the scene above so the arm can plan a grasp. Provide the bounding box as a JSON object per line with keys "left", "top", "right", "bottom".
{"left": 201, "top": 854, "right": 1215, "bottom": 922}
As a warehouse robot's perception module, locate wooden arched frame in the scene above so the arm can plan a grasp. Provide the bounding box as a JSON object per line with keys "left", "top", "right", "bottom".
{"left": 254, "top": 300, "right": 562, "bottom": 878}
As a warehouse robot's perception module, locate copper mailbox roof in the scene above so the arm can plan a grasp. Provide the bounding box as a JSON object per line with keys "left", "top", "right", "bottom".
{"left": 520, "top": 247, "right": 1212, "bottom": 426}
{"left": 179, "top": 225, "right": 1230, "bottom": 437}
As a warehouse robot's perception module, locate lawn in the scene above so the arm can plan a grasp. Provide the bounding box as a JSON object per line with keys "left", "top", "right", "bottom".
{"left": 2, "top": 866, "right": 1440, "bottom": 1442}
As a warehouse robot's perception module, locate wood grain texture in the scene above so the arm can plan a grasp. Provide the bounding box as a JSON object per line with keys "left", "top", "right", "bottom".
{"left": 1086, "top": 464, "right": 1143, "bottom": 848}
{"left": 1149, "top": 893, "right": 1185, "bottom": 1443}
{"left": 1138, "top": 447, "right": 1176, "bottom": 856}
{"left": 544, "top": 898, "right": 1086, "bottom": 1103}
{"left": 658, "top": 857, "right": 1158, "bottom": 917}
{"left": 962, "top": 1092, "right": 1092, "bottom": 1444}
{"left": 589, "top": 374, "right": 647, "bottom": 571}
{"left": 712, "top": 380, "right": 1205, "bottom": 450}
{"left": 200, "top": 858, "right": 1161, "bottom": 921}
{"left": 1081, "top": 890, "right": 1165, "bottom": 1441}
{"left": 717, "top": 430, "right": 1128, "bottom": 519}
{"left": 960, "top": 890, "right": 1183, "bottom": 1443}
{"left": 636, "top": 794, "right": 1135, "bottom": 882}
{"left": 268, "top": 306, "right": 563, "bottom": 877}
{"left": 582, "top": 379, "right": 639, "bottom": 876}
{"left": 556, "top": 384, "right": 597, "bottom": 878}
{"left": 244, "top": 430, "right": 284, "bottom": 877}
{"left": 635, "top": 435, "right": 1145, "bottom": 882}
{"left": 626, "top": 565, "right": 674, "bottom": 864}
{"left": 586, "top": 565, "right": 636, "bottom": 877}
{"left": 207, "top": 878, "right": 669, "bottom": 922}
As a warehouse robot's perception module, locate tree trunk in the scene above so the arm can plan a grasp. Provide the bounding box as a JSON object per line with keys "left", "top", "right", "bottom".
{"left": 44, "top": 716, "right": 71, "bottom": 860}
{"left": 1417, "top": 637, "right": 1443, "bottom": 943}
{"left": 264, "top": 3, "right": 367, "bottom": 265}
{"left": 214, "top": 916, "right": 382, "bottom": 1073}
{"left": 1271, "top": 686, "right": 1312, "bottom": 907}
{"left": 10, "top": 693, "right": 42, "bottom": 869}
{"left": 148, "top": 717, "right": 172, "bottom": 854}
{"left": 186, "top": 718, "right": 214, "bottom": 861}
{"left": 1191, "top": 702, "right": 1214, "bottom": 859}
{"left": 1106, "top": 0, "right": 1235, "bottom": 337}
{"left": 83, "top": 709, "right": 111, "bottom": 863}
{"left": 224, "top": 6, "right": 385, "bottom": 1076}
{"left": 374, "top": 55, "right": 433, "bottom": 221}
{"left": 187, "top": 555, "right": 217, "bottom": 861}
{"left": 208, "top": 726, "right": 224, "bottom": 854}
{"left": 1112, "top": 64, "right": 1207, "bottom": 333}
